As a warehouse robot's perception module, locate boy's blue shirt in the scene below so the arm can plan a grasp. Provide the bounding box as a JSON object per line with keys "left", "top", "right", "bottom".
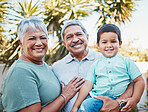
{"left": 86, "top": 54, "right": 141, "bottom": 99}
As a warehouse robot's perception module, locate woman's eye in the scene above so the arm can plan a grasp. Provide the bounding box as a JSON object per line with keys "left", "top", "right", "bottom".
{"left": 41, "top": 37, "right": 47, "bottom": 39}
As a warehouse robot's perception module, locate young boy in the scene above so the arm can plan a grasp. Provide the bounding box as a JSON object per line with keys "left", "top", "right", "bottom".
{"left": 71, "top": 24, "right": 145, "bottom": 112}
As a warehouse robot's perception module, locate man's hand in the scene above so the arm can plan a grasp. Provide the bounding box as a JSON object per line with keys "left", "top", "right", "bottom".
{"left": 121, "top": 98, "right": 137, "bottom": 112}
{"left": 94, "top": 95, "right": 120, "bottom": 112}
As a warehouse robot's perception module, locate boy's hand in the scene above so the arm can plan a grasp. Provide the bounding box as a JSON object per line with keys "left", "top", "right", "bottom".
{"left": 121, "top": 98, "right": 137, "bottom": 112}
{"left": 71, "top": 107, "right": 78, "bottom": 112}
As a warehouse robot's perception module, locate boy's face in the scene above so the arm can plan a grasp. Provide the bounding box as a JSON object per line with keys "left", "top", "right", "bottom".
{"left": 97, "top": 32, "right": 122, "bottom": 58}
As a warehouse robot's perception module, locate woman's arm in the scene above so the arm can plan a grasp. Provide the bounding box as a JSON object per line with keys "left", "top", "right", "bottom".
{"left": 18, "top": 76, "right": 84, "bottom": 112}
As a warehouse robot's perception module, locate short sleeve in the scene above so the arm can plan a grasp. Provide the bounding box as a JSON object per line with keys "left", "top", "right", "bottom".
{"left": 126, "top": 58, "right": 141, "bottom": 80}
{"left": 2, "top": 67, "right": 40, "bottom": 112}
{"left": 86, "top": 61, "right": 98, "bottom": 83}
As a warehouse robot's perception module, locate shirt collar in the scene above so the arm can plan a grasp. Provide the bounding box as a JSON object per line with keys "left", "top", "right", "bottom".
{"left": 101, "top": 54, "right": 119, "bottom": 60}
{"left": 65, "top": 48, "right": 96, "bottom": 64}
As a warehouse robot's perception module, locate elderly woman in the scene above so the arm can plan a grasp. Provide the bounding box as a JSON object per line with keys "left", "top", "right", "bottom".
{"left": 2, "top": 17, "right": 84, "bottom": 112}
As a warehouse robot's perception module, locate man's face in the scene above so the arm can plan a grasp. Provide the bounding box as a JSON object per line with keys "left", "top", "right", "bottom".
{"left": 62, "top": 25, "right": 88, "bottom": 58}
{"left": 97, "top": 32, "right": 122, "bottom": 58}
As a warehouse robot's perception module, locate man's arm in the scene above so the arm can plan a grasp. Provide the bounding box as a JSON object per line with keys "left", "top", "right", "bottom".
{"left": 94, "top": 83, "right": 134, "bottom": 112}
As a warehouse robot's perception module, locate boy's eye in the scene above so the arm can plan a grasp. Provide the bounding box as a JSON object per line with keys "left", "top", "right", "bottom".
{"left": 111, "top": 41, "right": 117, "bottom": 43}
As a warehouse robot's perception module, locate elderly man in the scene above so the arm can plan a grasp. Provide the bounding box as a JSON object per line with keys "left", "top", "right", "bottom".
{"left": 52, "top": 20, "right": 133, "bottom": 112}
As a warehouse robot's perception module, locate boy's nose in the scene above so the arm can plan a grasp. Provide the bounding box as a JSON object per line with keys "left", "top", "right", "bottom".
{"left": 106, "top": 42, "right": 112, "bottom": 47}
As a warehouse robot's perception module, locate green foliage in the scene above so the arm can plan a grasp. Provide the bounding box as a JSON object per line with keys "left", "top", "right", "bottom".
{"left": 91, "top": 41, "right": 148, "bottom": 62}
{"left": 0, "top": 0, "right": 143, "bottom": 68}
{"left": 43, "top": 0, "right": 92, "bottom": 64}
{"left": 0, "top": 0, "right": 42, "bottom": 69}
{"left": 119, "top": 42, "right": 148, "bottom": 62}
{"left": 94, "top": 0, "right": 138, "bottom": 28}
{"left": 0, "top": 0, "right": 9, "bottom": 57}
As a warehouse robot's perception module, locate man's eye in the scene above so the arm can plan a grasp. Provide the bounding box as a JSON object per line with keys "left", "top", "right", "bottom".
{"left": 67, "top": 36, "right": 72, "bottom": 39}
{"left": 28, "top": 38, "right": 35, "bottom": 40}
{"left": 77, "top": 33, "right": 82, "bottom": 36}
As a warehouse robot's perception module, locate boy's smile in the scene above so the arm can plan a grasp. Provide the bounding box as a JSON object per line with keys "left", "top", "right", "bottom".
{"left": 97, "top": 32, "right": 122, "bottom": 58}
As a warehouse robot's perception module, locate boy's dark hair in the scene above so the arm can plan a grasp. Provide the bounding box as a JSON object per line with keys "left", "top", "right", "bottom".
{"left": 97, "top": 24, "right": 121, "bottom": 43}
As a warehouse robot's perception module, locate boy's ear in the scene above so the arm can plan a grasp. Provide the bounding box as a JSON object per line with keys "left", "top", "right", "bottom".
{"left": 97, "top": 42, "right": 100, "bottom": 48}
{"left": 119, "top": 41, "right": 122, "bottom": 48}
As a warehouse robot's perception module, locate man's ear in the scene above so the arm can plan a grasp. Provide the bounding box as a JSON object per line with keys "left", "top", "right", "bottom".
{"left": 62, "top": 41, "right": 66, "bottom": 47}
{"left": 119, "top": 41, "right": 122, "bottom": 48}
{"left": 86, "top": 34, "right": 89, "bottom": 41}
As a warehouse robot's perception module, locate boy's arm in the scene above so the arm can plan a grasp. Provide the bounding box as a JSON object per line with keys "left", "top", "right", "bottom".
{"left": 117, "top": 82, "right": 134, "bottom": 103}
{"left": 121, "top": 75, "right": 145, "bottom": 112}
{"left": 94, "top": 82, "right": 134, "bottom": 112}
{"left": 71, "top": 81, "right": 93, "bottom": 112}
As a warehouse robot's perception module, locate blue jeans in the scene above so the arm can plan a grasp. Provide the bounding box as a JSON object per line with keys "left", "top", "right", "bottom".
{"left": 78, "top": 95, "right": 115, "bottom": 112}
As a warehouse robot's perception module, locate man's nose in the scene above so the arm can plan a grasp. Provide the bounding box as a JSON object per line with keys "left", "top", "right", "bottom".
{"left": 72, "top": 35, "right": 79, "bottom": 42}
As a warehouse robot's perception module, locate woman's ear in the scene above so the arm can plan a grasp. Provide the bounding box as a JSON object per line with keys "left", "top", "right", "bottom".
{"left": 18, "top": 39, "right": 22, "bottom": 48}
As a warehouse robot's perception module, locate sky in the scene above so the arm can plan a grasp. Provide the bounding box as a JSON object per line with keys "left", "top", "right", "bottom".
{"left": 81, "top": 0, "right": 148, "bottom": 50}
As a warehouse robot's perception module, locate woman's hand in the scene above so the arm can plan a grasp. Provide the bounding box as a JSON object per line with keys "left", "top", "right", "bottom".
{"left": 61, "top": 76, "right": 85, "bottom": 101}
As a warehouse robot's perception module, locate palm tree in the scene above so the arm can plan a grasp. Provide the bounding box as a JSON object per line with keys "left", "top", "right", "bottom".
{"left": 0, "top": 0, "right": 42, "bottom": 68}
{"left": 0, "top": 0, "right": 9, "bottom": 63}
{"left": 94, "top": 0, "right": 138, "bottom": 28}
{"left": 43, "top": 0, "right": 92, "bottom": 64}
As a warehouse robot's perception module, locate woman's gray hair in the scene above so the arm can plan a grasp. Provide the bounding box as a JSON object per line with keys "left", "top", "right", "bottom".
{"left": 61, "top": 20, "right": 87, "bottom": 41}
{"left": 17, "top": 16, "right": 48, "bottom": 43}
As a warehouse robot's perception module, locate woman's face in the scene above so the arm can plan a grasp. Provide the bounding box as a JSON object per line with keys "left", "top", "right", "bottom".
{"left": 20, "top": 28, "right": 48, "bottom": 63}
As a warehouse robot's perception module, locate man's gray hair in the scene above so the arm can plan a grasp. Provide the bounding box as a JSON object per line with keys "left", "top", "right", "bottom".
{"left": 61, "top": 20, "right": 87, "bottom": 40}
{"left": 17, "top": 16, "right": 48, "bottom": 43}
